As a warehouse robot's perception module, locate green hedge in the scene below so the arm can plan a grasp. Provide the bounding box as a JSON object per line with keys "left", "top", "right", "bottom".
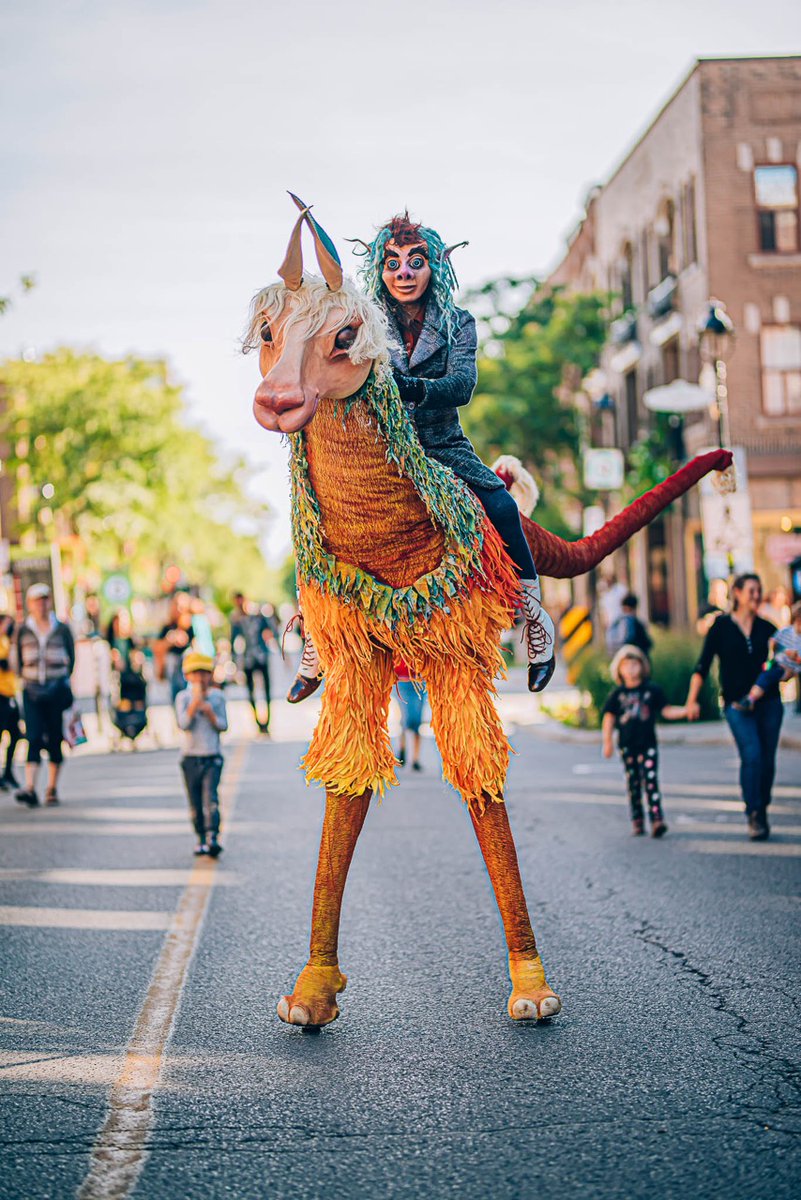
{"left": 571, "top": 631, "right": 720, "bottom": 729}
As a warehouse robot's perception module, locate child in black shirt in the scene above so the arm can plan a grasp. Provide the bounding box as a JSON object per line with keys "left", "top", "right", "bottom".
{"left": 602, "top": 645, "right": 687, "bottom": 837}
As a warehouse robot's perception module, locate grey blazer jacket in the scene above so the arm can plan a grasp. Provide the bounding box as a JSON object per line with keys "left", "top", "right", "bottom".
{"left": 384, "top": 298, "right": 503, "bottom": 492}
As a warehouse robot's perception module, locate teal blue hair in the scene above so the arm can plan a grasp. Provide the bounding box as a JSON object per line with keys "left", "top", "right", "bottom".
{"left": 356, "top": 216, "right": 460, "bottom": 346}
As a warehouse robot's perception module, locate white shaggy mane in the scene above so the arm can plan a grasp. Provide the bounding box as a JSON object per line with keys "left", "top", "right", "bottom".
{"left": 243, "top": 274, "right": 391, "bottom": 378}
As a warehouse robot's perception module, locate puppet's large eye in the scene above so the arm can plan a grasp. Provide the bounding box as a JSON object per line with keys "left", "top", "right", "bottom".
{"left": 334, "top": 325, "right": 357, "bottom": 352}
{"left": 260, "top": 322, "right": 273, "bottom": 344}
{"left": 409, "top": 255, "right": 426, "bottom": 270}
{"left": 385, "top": 257, "right": 400, "bottom": 271}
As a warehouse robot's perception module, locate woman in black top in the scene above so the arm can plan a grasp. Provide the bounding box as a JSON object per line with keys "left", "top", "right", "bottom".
{"left": 686, "top": 573, "right": 782, "bottom": 840}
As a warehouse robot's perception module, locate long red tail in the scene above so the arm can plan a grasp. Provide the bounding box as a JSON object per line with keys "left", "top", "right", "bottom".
{"left": 517, "top": 449, "right": 732, "bottom": 579}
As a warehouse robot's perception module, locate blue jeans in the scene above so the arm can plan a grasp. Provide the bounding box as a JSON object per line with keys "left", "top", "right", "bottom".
{"left": 724, "top": 695, "right": 783, "bottom": 816}
{"left": 471, "top": 484, "right": 538, "bottom": 579}
{"left": 752, "top": 662, "right": 785, "bottom": 693}
{"left": 396, "top": 680, "right": 426, "bottom": 734}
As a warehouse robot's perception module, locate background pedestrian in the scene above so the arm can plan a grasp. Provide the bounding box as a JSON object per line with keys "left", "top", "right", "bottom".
{"left": 686, "top": 573, "right": 781, "bottom": 841}
{"left": 175, "top": 650, "right": 227, "bottom": 857}
{"left": 606, "top": 592, "right": 652, "bottom": 658}
{"left": 157, "top": 593, "right": 193, "bottom": 704}
{"left": 15, "top": 584, "right": 75, "bottom": 807}
{"left": 230, "top": 591, "right": 274, "bottom": 734}
{"left": 0, "top": 613, "right": 22, "bottom": 791}
{"left": 395, "top": 659, "right": 426, "bottom": 772}
{"left": 602, "top": 645, "right": 687, "bottom": 837}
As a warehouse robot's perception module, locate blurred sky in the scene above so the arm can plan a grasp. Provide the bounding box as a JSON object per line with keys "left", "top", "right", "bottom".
{"left": 1, "top": 0, "right": 799, "bottom": 564}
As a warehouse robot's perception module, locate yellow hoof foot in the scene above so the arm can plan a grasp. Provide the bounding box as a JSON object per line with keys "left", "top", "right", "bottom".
{"left": 276, "top": 962, "right": 347, "bottom": 1028}
{"left": 508, "top": 953, "right": 562, "bottom": 1022}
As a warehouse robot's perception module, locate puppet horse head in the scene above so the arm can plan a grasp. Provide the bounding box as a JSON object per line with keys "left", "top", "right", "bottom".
{"left": 247, "top": 196, "right": 389, "bottom": 433}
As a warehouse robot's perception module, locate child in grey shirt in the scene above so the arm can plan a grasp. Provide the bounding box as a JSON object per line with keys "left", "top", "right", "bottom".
{"left": 175, "top": 652, "right": 228, "bottom": 857}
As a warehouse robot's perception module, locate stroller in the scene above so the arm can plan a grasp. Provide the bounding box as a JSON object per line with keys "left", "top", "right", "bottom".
{"left": 111, "top": 651, "right": 148, "bottom": 748}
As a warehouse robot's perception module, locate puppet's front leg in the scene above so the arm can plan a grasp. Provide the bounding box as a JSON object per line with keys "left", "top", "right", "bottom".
{"left": 277, "top": 788, "right": 371, "bottom": 1027}
{"left": 278, "top": 644, "right": 394, "bottom": 1028}
{"left": 469, "top": 799, "right": 561, "bottom": 1021}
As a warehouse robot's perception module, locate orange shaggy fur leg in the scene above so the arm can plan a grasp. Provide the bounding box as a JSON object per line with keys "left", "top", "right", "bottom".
{"left": 469, "top": 800, "right": 562, "bottom": 1022}
{"left": 424, "top": 656, "right": 510, "bottom": 809}
{"left": 277, "top": 789, "right": 371, "bottom": 1028}
{"left": 301, "top": 603, "right": 397, "bottom": 797}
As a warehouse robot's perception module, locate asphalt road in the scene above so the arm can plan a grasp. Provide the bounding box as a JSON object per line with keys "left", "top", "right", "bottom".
{"left": 1, "top": 709, "right": 800, "bottom": 1200}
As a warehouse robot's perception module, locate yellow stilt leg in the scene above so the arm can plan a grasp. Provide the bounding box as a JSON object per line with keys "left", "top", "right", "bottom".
{"left": 277, "top": 789, "right": 371, "bottom": 1028}
{"left": 469, "top": 799, "right": 562, "bottom": 1021}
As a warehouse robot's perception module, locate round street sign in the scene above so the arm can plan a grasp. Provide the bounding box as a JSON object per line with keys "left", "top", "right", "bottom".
{"left": 102, "top": 572, "right": 132, "bottom": 605}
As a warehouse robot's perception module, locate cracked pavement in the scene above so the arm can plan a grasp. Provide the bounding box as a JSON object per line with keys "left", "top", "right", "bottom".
{"left": 0, "top": 714, "right": 799, "bottom": 1198}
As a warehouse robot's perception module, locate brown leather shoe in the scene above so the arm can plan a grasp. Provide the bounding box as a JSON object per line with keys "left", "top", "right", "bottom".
{"left": 747, "top": 812, "right": 769, "bottom": 841}
{"left": 287, "top": 673, "right": 323, "bottom": 704}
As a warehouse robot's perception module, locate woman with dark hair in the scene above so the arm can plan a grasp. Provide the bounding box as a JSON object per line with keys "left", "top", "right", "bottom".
{"left": 686, "top": 573, "right": 782, "bottom": 841}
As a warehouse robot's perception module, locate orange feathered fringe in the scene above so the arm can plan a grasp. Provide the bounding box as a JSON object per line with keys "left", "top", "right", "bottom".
{"left": 300, "top": 520, "right": 521, "bottom": 812}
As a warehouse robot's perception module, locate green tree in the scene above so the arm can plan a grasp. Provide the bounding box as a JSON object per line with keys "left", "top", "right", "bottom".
{"left": 0, "top": 348, "right": 271, "bottom": 602}
{"left": 0, "top": 274, "right": 35, "bottom": 317}
{"left": 461, "top": 284, "right": 609, "bottom": 532}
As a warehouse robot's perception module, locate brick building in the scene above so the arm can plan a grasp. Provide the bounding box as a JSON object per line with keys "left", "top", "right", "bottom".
{"left": 548, "top": 55, "right": 801, "bottom": 627}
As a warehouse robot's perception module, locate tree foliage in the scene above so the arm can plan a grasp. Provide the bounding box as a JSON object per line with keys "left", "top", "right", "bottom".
{"left": 461, "top": 284, "right": 609, "bottom": 530}
{"left": 0, "top": 349, "right": 271, "bottom": 602}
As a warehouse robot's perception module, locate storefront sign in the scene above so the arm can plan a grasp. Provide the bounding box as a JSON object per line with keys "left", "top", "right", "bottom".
{"left": 583, "top": 448, "right": 624, "bottom": 491}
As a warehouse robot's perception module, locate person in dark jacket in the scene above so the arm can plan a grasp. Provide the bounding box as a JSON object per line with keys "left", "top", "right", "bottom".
{"left": 16, "top": 583, "right": 75, "bottom": 807}
{"left": 686, "top": 573, "right": 781, "bottom": 841}
{"left": 287, "top": 212, "right": 555, "bottom": 703}
{"left": 606, "top": 593, "right": 653, "bottom": 657}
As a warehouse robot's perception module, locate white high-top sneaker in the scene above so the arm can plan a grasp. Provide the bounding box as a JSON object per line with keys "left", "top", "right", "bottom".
{"left": 520, "top": 577, "right": 556, "bottom": 693}
{"left": 285, "top": 619, "right": 323, "bottom": 704}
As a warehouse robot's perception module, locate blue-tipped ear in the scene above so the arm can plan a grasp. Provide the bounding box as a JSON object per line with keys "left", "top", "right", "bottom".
{"left": 287, "top": 191, "right": 343, "bottom": 290}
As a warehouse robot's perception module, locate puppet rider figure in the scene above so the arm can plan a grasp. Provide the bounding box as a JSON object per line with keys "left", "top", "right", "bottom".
{"left": 287, "top": 212, "right": 556, "bottom": 703}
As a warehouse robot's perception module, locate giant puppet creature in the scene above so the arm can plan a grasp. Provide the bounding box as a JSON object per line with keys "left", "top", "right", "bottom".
{"left": 248, "top": 196, "right": 733, "bottom": 1029}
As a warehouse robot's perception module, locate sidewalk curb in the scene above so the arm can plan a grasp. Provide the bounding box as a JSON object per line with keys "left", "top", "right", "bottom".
{"left": 527, "top": 716, "right": 801, "bottom": 752}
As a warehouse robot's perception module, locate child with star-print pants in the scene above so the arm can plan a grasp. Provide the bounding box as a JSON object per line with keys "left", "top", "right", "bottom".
{"left": 602, "top": 645, "right": 688, "bottom": 838}
{"left": 621, "top": 746, "right": 664, "bottom": 830}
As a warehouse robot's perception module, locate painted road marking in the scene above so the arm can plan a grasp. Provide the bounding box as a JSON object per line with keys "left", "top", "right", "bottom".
{"left": 76, "top": 741, "right": 248, "bottom": 1200}
{"left": 33, "top": 807, "right": 189, "bottom": 822}
{"left": 681, "top": 839, "right": 801, "bottom": 857}
{"left": 0, "top": 868, "right": 237, "bottom": 886}
{"left": 0, "top": 907, "right": 172, "bottom": 930}
{"left": 544, "top": 793, "right": 800, "bottom": 816}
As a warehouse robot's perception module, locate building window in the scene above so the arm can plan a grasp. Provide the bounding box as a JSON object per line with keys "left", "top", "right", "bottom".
{"left": 681, "top": 177, "right": 697, "bottom": 266}
{"left": 620, "top": 242, "right": 634, "bottom": 311}
{"left": 761, "top": 325, "right": 801, "bottom": 415}
{"left": 754, "top": 165, "right": 799, "bottom": 253}
{"left": 656, "top": 199, "right": 676, "bottom": 281}
{"left": 662, "top": 338, "right": 680, "bottom": 384}
{"left": 625, "top": 370, "right": 638, "bottom": 445}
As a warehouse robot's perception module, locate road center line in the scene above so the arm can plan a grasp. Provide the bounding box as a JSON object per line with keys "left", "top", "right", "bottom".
{"left": 76, "top": 740, "right": 248, "bottom": 1200}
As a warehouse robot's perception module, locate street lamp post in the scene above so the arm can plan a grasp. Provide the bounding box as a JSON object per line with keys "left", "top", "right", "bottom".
{"left": 698, "top": 301, "right": 735, "bottom": 449}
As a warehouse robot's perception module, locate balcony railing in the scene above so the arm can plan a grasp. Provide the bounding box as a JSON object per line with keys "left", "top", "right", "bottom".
{"left": 647, "top": 274, "right": 677, "bottom": 321}
{"left": 609, "top": 310, "right": 638, "bottom": 345}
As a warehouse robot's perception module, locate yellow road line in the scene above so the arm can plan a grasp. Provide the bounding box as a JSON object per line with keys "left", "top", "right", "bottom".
{"left": 77, "top": 741, "right": 248, "bottom": 1200}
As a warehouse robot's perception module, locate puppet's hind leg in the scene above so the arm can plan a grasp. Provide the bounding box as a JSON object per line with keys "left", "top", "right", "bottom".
{"left": 426, "top": 661, "right": 561, "bottom": 1021}
{"left": 469, "top": 801, "right": 561, "bottom": 1021}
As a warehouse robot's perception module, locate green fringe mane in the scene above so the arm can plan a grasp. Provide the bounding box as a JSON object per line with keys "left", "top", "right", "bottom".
{"left": 289, "top": 371, "right": 495, "bottom": 628}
